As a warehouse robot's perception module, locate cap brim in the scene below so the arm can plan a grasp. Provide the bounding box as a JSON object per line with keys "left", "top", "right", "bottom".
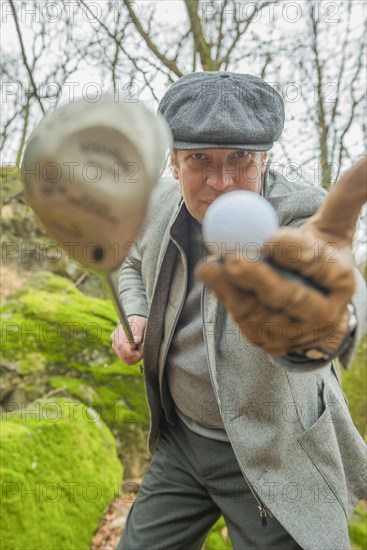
{"left": 173, "top": 140, "right": 273, "bottom": 151}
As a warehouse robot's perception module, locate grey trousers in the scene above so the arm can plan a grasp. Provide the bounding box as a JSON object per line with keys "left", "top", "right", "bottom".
{"left": 116, "top": 410, "right": 303, "bottom": 550}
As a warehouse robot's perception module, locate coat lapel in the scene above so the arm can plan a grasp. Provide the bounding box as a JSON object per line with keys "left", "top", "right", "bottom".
{"left": 144, "top": 197, "right": 189, "bottom": 376}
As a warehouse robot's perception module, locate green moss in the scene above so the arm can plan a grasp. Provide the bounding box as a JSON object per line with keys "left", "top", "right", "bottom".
{"left": 202, "top": 516, "right": 233, "bottom": 549}
{"left": 342, "top": 336, "right": 367, "bottom": 440}
{"left": 340, "top": 338, "right": 366, "bottom": 550}
{"left": 0, "top": 165, "right": 23, "bottom": 200}
{"left": 349, "top": 501, "right": 367, "bottom": 549}
{"left": 1, "top": 271, "right": 150, "bottom": 474}
{"left": 2, "top": 271, "right": 118, "bottom": 371}
{"left": 48, "top": 376, "right": 100, "bottom": 403}
{"left": 18, "top": 353, "right": 47, "bottom": 375}
{"left": 49, "top": 371, "right": 148, "bottom": 426}
{"left": 2, "top": 275, "right": 118, "bottom": 376}
{"left": 0, "top": 397, "right": 123, "bottom": 549}
{"left": 91, "top": 358, "right": 143, "bottom": 377}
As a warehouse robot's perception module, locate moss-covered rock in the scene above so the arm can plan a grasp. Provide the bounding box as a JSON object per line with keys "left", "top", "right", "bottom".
{"left": 1, "top": 271, "right": 150, "bottom": 476}
{"left": 0, "top": 397, "right": 123, "bottom": 549}
{"left": 1, "top": 167, "right": 105, "bottom": 291}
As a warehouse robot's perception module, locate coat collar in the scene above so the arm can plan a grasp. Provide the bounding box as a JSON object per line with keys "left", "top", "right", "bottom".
{"left": 169, "top": 195, "right": 190, "bottom": 255}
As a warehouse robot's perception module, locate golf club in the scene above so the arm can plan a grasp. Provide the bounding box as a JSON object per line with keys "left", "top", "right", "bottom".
{"left": 21, "top": 95, "right": 172, "bottom": 347}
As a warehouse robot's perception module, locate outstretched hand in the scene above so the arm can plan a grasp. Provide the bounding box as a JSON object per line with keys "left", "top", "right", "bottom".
{"left": 197, "top": 157, "right": 366, "bottom": 357}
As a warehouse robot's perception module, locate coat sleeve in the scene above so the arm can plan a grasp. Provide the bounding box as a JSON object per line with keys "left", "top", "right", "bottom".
{"left": 114, "top": 178, "right": 180, "bottom": 326}
{"left": 271, "top": 267, "right": 366, "bottom": 371}
{"left": 339, "top": 268, "right": 366, "bottom": 369}
{"left": 270, "top": 216, "right": 367, "bottom": 372}
{"left": 117, "top": 242, "right": 149, "bottom": 319}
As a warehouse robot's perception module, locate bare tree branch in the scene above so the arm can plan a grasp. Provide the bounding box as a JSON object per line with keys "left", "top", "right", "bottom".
{"left": 216, "top": 0, "right": 229, "bottom": 60}
{"left": 184, "top": 0, "right": 219, "bottom": 70}
{"left": 309, "top": 3, "right": 330, "bottom": 188}
{"left": 221, "top": 1, "right": 274, "bottom": 68}
{"left": 123, "top": 0, "right": 183, "bottom": 77}
{"left": 9, "top": 0, "right": 45, "bottom": 114}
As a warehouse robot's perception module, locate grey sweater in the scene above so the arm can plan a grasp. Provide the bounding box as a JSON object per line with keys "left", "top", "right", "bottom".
{"left": 166, "top": 216, "right": 230, "bottom": 441}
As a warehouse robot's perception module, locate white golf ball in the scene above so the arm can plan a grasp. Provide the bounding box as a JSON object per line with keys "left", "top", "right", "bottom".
{"left": 202, "top": 190, "right": 279, "bottom": 259}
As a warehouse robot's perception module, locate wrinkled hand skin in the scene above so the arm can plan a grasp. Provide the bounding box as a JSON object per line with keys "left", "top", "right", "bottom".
{"left": 197, "top": 157, "right": 366, "bottom": 356}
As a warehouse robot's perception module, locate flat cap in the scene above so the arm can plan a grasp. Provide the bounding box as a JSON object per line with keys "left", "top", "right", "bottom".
{"left": 158, "top": 71, "right": 285, "bottom": 151}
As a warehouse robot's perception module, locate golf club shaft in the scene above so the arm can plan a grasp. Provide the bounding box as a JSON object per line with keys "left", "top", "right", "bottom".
{"left": 103, "top": 272, "right": 138, "bottom": 350}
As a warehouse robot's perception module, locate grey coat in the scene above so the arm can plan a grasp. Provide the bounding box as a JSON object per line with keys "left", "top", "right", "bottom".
{"left": 118, "top": 163, "right": 367, "bottom": 550}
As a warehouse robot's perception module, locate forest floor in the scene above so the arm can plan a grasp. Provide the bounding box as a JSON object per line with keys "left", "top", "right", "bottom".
{"left": 91, "top": 478, "right": 142, "bottom": 550}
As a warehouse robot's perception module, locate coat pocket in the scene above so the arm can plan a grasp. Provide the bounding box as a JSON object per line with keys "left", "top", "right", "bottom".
{"left": 297, "top": 382, "right": 356, "bottom": 519}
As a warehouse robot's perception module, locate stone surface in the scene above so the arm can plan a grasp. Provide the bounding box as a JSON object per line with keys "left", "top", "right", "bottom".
{"left": 1, "top": 397, "right": 123, "bottom": 549}
{"left": 1, "top": 271, "right": 151, "bottom": 477}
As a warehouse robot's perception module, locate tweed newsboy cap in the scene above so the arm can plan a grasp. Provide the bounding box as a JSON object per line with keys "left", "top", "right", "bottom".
{"left": 157, "top": 71, "right": 285, "bottom": 151}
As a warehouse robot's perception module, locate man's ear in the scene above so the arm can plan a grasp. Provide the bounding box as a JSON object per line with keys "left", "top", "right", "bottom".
{"left": 260, "top": 151, "right": 270, "bottom": 173}
{"left": 170, "top": 149, "right": 180, "bottom": 180}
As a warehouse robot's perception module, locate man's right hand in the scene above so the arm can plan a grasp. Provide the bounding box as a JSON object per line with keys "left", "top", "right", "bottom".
{"left": 111, "top": 315, "right": 147, "bottom": 365}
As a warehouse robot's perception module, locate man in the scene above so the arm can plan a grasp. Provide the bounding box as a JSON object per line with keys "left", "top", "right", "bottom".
{"left": 112, "top": 72, "right": 366, "bottom": 550}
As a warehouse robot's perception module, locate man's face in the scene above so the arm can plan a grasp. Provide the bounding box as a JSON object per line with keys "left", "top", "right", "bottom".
{"left": 171, "top": 149, "right": 268, "bottom": 223}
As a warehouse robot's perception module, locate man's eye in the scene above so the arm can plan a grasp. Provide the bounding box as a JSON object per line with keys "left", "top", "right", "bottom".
{"left": 192, "top": 153, "right": 206, "bottom": 160}
{"left": 233, "top": 151, "right": 250, "bottom": 159}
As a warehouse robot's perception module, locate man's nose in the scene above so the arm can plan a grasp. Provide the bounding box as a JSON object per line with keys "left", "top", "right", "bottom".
{"left": 204, "top": 162, "right": 237, "bottom": 190}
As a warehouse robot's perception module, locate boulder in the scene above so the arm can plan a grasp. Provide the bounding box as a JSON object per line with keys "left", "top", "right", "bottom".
{"left": 1, "top": 397, "right": 123, "bottom": 549}
{"left": 1, "top": 271, "right": 150, "bottom": 476}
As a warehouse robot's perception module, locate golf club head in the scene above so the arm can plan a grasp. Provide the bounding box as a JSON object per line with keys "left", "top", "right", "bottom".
{"left": 21, "top": 95, "right": 172, "bottom": 272}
